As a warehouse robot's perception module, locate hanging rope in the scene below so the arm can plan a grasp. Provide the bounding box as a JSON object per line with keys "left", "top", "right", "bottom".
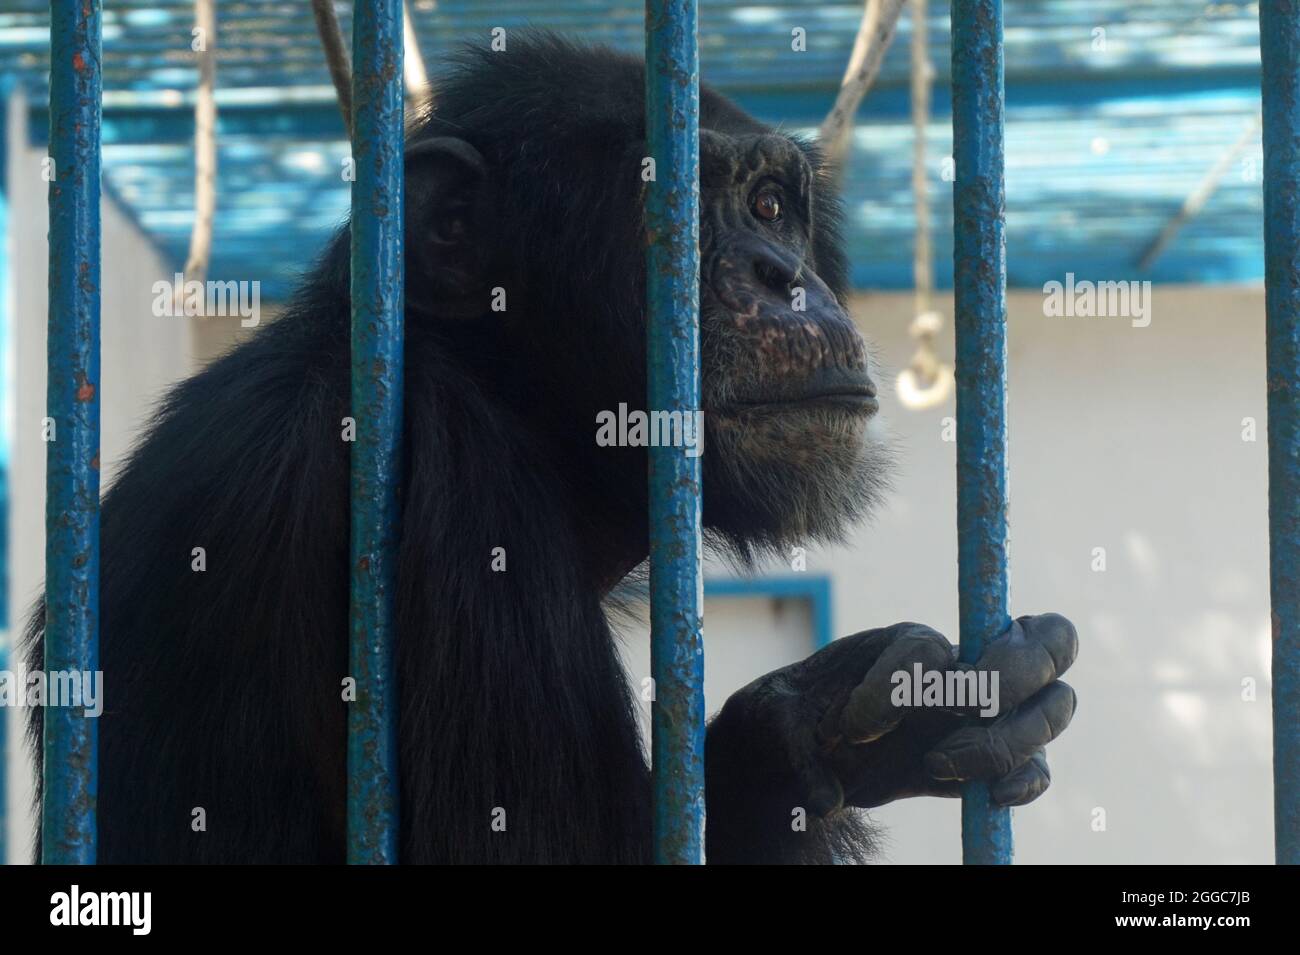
{"left": 312, "top": 0, "right": 435, "bottom": 135}
{"left": 311, "top": 0, "right": 354, "bottom": 136}
{"left": 175, "top": 0, "right": 217, "bottom": 310}
{"left": 1137, "top": 114, "right": 1262, "bottom": 270}
{"left": 911, "top": 0, "right": 932, "bottom": 322}
{"left": 897, "top": 0, "right": 953, "bottom": 411}
{"left": 817, "top": 0, "right": 909, "bottom": 174}
{"left": 403, "top": 0, "right": 432, "bottom": 113}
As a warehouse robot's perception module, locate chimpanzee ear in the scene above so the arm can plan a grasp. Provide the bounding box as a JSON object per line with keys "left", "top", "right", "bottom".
{"left": 404, "top": 137, "right": 491, "bottom": 313}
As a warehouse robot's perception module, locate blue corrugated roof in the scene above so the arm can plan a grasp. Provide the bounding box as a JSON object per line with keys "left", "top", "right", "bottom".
{"left": 0, "top": 1, "right": 1271, "bottom": 297}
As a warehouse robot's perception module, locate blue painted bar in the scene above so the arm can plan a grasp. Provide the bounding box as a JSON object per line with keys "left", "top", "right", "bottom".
{"left": 951, "top": 0, "right": 1013, "bottom": 865}
{"left": 1260, "top": 0, "right": 1300, "bottom": 866}
{"left": 43, "top": 0, "right": 102, "bottom": 865}
{"left": 645, "top": 0, "right": 705, "bottom": 865}
{"left": 0, "top": 80, "right": 12, "bottom": 865}
{"left": 347, "top": 0, "right": 404, "bottom": 865}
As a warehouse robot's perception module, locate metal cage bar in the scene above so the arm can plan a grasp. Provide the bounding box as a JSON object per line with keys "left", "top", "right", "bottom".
{"left": 346, "top": 0, "right": 404, "bottom": 865}
{"left": 645, "top": 0, "right": 705, "bottom": 865}
{"left": 1260, "top": 0, "right": 1300, "bottom": 867}
{"left": 0, "top": 80, "right": 13, "bottom": 867}
{"left": 951, "top": 0, "right": 1013, "bottom": 865}
{"left": 42, "top": 0, "right": 102, "bottom": 866}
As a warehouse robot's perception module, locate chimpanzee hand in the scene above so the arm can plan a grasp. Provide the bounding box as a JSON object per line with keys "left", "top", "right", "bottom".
{"left": 706, "top": 614, "right": 1078, "bottom": 826}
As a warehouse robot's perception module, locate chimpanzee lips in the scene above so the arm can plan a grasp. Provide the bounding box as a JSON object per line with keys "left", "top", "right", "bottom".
{"left": 723, "top": 368, "right": 879, "bottom": 417}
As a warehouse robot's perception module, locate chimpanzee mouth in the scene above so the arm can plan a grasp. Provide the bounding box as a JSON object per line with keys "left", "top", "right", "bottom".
{"left": 728, "top": 393, "right": 879, "bottom": 416}
{"left": 719, "top": 369, "right": 879, "bottom": 417}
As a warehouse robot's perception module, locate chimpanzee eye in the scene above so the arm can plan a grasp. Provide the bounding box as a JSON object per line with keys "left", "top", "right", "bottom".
{"left": 752, "top": 189, "right": 782, "bottom": 222}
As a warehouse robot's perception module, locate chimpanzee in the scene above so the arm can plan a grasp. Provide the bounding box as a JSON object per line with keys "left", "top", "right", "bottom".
{"left": 27, "top": 33, "right": 1077, "bottom": 864}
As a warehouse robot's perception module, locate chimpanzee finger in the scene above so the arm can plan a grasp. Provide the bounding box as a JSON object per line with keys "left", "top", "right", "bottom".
{"left": 990, "top": 748, "right": 1051, "bottom": 806}
{"left": 974, "top": 613, "right": 1078, "bottom": 715}
{"left": 923, "top": 681, "right": 1076, "bottom": 782}
{"left": 829, "top": 624, "right": 956, "bottom": 744}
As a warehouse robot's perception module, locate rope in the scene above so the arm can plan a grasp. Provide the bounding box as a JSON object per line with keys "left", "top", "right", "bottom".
{"left": 403, "top": 0, "right": 432, "bottom": 113}
{"left": 311, "top": 0, "right": 353, "bottom": 137}
{"left": 176, "top": 0, "right": 217, "bottom": 306}
{"left": 1137, "top": 115, "right": 1262, "bottom": 270}
{"left": 313, "top": 0, "right": 434, "bottom": 136}
{"left": 897, "top": 0, "right": 953, "bottom": 410}
{"left": 817, "top": 0, "right": 909, "bottom": 174}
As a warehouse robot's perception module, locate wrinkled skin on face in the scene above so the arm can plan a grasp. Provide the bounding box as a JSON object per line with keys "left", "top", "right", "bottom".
{"left": 694, "top": 130, "right": 885, "bottom": 558}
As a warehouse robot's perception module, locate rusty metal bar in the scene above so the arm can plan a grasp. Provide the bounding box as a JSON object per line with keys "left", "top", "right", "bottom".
{"left": 951, "top": 0, "right": 1013, "bottom": 865}
{"left": 1260, "top": 0, "right": 1300, "bottom": 866}
{"left": 347, "top": 0, "right": 404, "bottom": 865}
{"left": 645, "top": 0, "right": 705, "bottom": 865}
{"left": 43, "top": 0, "right": 102, "bottom": 865}
{"left": 0, "top": 78, "right": 13, "bottom": 866}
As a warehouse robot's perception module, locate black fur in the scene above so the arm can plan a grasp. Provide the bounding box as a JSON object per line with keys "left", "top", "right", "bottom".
{"left": 27, "top": 34, "right": 884, "bottom": 863}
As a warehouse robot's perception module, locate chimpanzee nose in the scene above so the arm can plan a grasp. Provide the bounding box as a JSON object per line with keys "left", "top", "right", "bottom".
{"left": 751, "top": 245, "right": 800, "bottom": 295}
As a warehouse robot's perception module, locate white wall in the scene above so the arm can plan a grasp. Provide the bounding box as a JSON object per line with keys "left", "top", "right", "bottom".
{"left": 619, "top": 284, "right": 1273, "bottom": 864}
{"left": 859, "top": 284, "right": 1270, "bottom": 864}
{"left": 3, "top": 90, "right": 205, "bottom": 862}
{"left": 617, "top": 593, "right": 819, "bottom": 752}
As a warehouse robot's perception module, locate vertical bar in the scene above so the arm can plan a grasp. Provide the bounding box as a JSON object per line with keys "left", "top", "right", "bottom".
{"left": 0, "top": 81, "right": 13, "bottom": 865}
{"left": 348, "top": 0, "right": 404, "bottom": 865}
{"left": 1260, "top": 0, "right": 1300, "bottom": 866}
{"left": 951, "top": 0, "right": 1012, "bottom": 865}
{"left": 645, "top": 0, "right": 705, "bottom": 864}
{"left": 43, "top": 0, "right": 101, "bottom": 864}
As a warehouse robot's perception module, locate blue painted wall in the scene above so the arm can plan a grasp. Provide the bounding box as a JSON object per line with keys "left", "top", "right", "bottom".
{"left": 0, "top": 2, "right": 1271, "bottom": 295}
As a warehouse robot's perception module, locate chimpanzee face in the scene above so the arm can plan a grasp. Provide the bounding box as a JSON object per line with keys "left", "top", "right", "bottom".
{"left": 403, "top": 45, "right": 887, "bottom": 559}
{"left": 699, "top": 129, "right": 873, "bottom": 413}
{"left": 695, "top": 126, "right": 885, "bottom": 557}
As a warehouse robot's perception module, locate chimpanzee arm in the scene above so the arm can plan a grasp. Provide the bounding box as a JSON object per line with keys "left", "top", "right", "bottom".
{"left": 706, "top": 692, "right": 880, "bottom": 864}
